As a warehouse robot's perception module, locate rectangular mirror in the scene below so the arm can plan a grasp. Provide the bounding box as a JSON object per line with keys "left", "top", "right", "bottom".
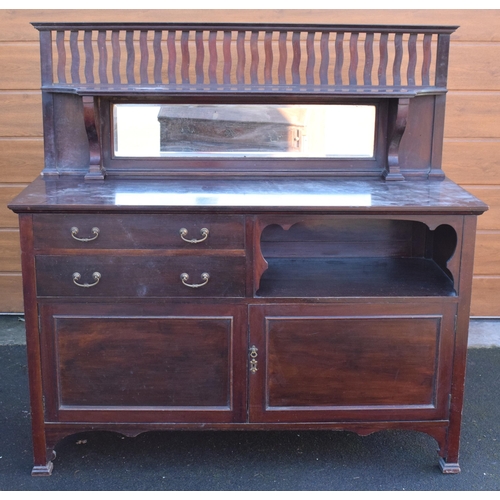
{"left": 113, "top": 104, "right": 376, "bottom": 159}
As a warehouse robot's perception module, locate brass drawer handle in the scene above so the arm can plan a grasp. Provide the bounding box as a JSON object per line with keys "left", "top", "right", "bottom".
{"left": 179, "top": 227, "right": 209, "bottom": 244}
{"left": 72, "top": 272, "right": 101, "bottom": 288}
{"left": 71, "top": 226, "right": 100, "bottom": 242}
{"left": 180, "top": 272, "right": 210, "bottom": 288}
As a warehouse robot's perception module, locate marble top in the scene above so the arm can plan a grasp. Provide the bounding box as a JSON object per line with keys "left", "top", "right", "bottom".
{"left": 9, "top": 176, "right": 488, "bottom": 214}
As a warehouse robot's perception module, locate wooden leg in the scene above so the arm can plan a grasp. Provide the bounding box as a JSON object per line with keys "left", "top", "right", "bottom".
{"left": 437, "top": 423, "right": 462, "bottom": 474}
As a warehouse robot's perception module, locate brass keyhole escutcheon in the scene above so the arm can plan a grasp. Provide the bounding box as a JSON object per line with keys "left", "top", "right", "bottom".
{"left": 249, "top": 345, "right": 258, "bottom": 373}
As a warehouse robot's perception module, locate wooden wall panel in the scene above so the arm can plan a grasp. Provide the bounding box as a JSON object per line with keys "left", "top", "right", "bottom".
{"left": 444, "top": 141, "right": 500, "bottom": 185}
{"left": 474, "top": 233, "right": 500, "bottom": 275}
{"left": 445, "top": 93, "right": 500, "bottom": 138}
{"left": 0, "top": 43, "right": 40, "bottom": 90}
{"left": 0, "top": 93, "right": 42, "bottom": 137}
{"left": 2, "top": 9, "right": 500, "bottom": 42}
{"left": 448, "top": 45, "right": 500, "bottom": 91}
{"left": 0, "top": 9, "right": 499, "bottom": 315}
{"left": 0, "top": 186, "right": 27, "bottom": 227}
{"left": 0, "top": 140, "right": 43, "bottom": 182}
{"left": 0, "top": 274, "right": 24, "bottom": 313}
{"left": 466, "top": 188, "right": 500, "bottom": 231}
{"left": 471, "top": 277, "right": 500, "bottom": 317}
{"left": 0, "top": 231, "right": 21, "bottom": 272}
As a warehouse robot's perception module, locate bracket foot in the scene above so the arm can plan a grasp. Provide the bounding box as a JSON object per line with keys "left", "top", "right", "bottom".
{"left": 438, "top": 457, "right": 461, "bottom": 474}
{"left": 31, "top": 461, "right": 54, "bottom": 476}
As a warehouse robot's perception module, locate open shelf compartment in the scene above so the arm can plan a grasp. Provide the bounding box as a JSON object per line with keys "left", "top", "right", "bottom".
{"left": 255, "top": 218, "right": 457, "bottom": 298}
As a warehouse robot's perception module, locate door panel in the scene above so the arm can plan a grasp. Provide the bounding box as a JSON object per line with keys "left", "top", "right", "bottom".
{"left": 249, "top": 302, "right": 456, "bottom": 423}
{"left": 39, "top": 302, "right": 247, "bottom": 424}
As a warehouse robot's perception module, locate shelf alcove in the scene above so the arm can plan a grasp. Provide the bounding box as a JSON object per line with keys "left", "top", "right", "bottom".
{"left": 256, "top": 219, "right": 457, "bottom": 297}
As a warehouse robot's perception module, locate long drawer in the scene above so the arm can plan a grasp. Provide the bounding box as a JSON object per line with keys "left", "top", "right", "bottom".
{"left": 33, "top": 214, "right": 245, "bottom": 250}
{"left": 35, "top": 255, "right": 246, "bottom": 297}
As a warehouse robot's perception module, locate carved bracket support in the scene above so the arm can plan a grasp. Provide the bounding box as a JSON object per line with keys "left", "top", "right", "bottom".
{"left": 253, "top": 218, "right": 303, "bottom": 295}
{"left": 83, "top": 96, "right": 106, "bottom": 180}
{"left": 383, "top": 97, "right": 409, "bottom": 181}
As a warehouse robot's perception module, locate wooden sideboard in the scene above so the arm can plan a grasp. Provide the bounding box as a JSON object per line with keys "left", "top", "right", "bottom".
{"left": 9, "top": 22, "right": 487, "bottom": 475}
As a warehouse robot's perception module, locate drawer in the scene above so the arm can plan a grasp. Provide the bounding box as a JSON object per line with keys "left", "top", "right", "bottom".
{"left": 35, "top": 255, "right": 246, "bottom": 297}
{"left": 33, "top": 214, "right": 245, "bottom": 250}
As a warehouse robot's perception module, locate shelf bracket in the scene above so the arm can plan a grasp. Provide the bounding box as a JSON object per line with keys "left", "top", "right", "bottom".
{"left": 83, "top": 96, "right": 106, "bottom": 180}
{"left": 383, "top": 97, "right": 409, "bottom": 181}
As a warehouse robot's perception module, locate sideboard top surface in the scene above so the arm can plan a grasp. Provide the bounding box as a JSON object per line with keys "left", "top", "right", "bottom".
{"left": 9, "top": 176, "right": 488, "bottom": 215}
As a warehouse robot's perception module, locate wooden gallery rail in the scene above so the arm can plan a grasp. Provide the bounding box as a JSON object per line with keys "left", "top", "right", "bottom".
{"left": 36, "top": 23, "right": 452, "bottom": 90}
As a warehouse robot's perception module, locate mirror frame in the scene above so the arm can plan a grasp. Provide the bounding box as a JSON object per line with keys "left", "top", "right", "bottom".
{"left": 100, "top": 95, "right": 389, "bottom": 178}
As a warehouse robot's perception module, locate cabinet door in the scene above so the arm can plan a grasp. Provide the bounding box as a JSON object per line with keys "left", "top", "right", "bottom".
{"left": 248, "top": 302, "right": 456, "bottom": 423}
{"left": 39, "top": 302, "right": 247, "bottom": 424}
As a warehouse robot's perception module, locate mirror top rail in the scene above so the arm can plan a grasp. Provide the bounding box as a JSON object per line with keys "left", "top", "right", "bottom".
{"left": 33, "top": 22, "right": 457, "bottom": 95}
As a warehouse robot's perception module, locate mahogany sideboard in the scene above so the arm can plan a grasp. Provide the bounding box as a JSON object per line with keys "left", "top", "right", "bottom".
{"left": 8, "top": 22, "right": 487, "bottom": 475}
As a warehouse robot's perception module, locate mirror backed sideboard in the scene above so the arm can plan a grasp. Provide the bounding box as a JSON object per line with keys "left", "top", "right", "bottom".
{"left": 9, "top": 22, "right": 487, "bottom": 475}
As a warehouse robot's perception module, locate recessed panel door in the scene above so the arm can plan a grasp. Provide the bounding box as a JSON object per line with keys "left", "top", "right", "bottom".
{"left": 249, "top": 302, "right": 456, "bottom": 423}
{"left": 39, "top": 302, "right": 247, "bottom": 424}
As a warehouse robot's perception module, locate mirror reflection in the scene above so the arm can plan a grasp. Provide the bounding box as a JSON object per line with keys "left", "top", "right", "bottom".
{"left": 113, "top": 104, "right": 376, "bottom": 158}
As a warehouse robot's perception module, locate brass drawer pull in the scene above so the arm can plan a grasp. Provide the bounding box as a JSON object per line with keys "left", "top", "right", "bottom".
{"left": 179, "top": 227, "right": 209, "bottom": 244}
{"left": 180, "top": 272, "right": 210, "bottom": 288}
{"left": 72, "top": 271, "right": 101, "bottom": 288}
{"left": 71, "top": 226, "right": 100, "bottom": 242}
{"left": 249, "top": 345, "right": 258, "bottom": 373}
